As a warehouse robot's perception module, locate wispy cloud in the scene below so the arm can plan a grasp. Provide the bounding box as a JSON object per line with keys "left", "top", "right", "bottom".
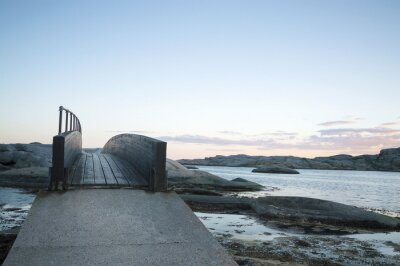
{"left": 158, "top": 125, "right": 400, "bottom": 155}
{"left": 158, "top": 135, "right": 275, "bottom": 146}
{"left": 262, "top": 131, "right": 298, "bottom": 136}
{"left": 319, "top": 127, "right": 400, "bottom": 136}
{"left": 106, "top": 130, "right": 151, "bottom": 134}
{"left": 381, "top": 121, "right": 400, "bottom": 126}
{"left": 344, "top": 116, "right": 363, "bottom": 121}
{"left": 217, "top": 130, "right": 243, "bottom": 135}
{"left": 317, "top": 120, "right": 356, "bottom": 127}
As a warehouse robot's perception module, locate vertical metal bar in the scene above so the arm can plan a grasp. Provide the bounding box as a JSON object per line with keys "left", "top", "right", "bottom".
{"left": 58, "top": 106, "right": 63, "bottom": 134}
{"left": 73, "top": 116, "right": 76, "bottom": 131}
{"left": 65, "top": 111, "right": 69, "bottom": 132}
{"left": 70, "top": 112, "right": 73, "bottom": 131}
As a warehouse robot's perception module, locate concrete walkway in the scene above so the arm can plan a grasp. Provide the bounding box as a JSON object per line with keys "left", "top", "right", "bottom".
{"left": 4, "top": 189, "right": 237, "bottom": 265}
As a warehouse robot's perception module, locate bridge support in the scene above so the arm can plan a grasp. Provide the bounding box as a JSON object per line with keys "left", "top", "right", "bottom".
{"left": 49, "top": 131, "right": 82, "bottom": 190}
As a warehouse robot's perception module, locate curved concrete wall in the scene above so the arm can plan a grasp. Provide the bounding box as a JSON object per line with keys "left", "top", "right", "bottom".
{"left": 102, "top": 134, "right": 167, "bottom": 192}
{"left": 51, "top": 131, "right": 82, "bottom": 189}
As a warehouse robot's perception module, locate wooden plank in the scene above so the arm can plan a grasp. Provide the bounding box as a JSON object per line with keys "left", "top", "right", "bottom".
{"left": 71, "top": 154, "right": 86, "bottom": 185}
{"left": 103, "top": 154, "right": 128, "bottom": 185}
{"left": 68, "top": 154, "right": 81, "bottom": 185}
{"left": 82, "top": 154, "right": 94, "bottom": 185}
{"left": 108, "top": 154, "right": 147, "bottom": 186}
{"left": 105, "top": 154, "right": 132, "bottom": 185}
{"left": 99, "top": 154, "right": 118, "bottom": 185}
{"left": 92, "top": 153, "right": 106, "bottom": 185}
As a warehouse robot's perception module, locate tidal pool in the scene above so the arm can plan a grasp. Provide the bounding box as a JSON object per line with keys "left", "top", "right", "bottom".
{"left": 195, "top": 212, "right": 400, "bottom": 258}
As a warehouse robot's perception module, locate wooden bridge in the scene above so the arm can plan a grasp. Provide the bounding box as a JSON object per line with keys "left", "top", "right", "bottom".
{"left": 48, "top": 106, "right": 167, "bottom": 192}
{"left": 4, "top": 107, "right": 236, "bottom": 266}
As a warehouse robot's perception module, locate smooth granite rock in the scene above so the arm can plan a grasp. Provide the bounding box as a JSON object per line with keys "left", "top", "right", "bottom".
{"left": 0, "top": 144, "right": 51, "bottom": 170}
{"left": 167, "top": 159, "right": 263, "bottom": 191}
{"left": 0, "top": 144, "right": 52, "bottom": 188}
{"left": 252, "top": 166, "right": 299, "bottom": 174}
{"left": 251, "top": 196, "right": 400, "bottom": 229}
{"left": 180, "top": 195, "right": 400, "bottom": 230}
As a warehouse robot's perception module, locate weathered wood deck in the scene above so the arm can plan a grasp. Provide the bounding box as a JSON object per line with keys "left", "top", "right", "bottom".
{"left": 69, "top": 152, "right": 148, "bottom": 187}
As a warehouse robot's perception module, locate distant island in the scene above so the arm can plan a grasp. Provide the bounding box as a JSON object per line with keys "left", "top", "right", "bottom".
{"left": 178, "top": 147, "right": 400, "bottom": 172}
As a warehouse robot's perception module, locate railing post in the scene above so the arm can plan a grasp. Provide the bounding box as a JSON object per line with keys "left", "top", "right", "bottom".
{"left": 65, "top": 110, "right": 69, "bottom": 132}
{"left": 58, "top": 107, "right": 81, "bottom": 134}
{"left": 58, "top": 106, "right": 63, "bottom": 134}
{"left": 70, "top": 112, "right": 73, "bottom": 131}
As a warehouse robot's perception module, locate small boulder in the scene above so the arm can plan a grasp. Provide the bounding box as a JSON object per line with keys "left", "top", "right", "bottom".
{"left": 185, "top": 165, "right": 199, "bottom": 170}
{"left": 252, "top": 166, "right": 299, "bottom": 174}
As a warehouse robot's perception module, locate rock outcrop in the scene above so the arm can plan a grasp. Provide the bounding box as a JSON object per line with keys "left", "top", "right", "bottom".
{"left": 166, "top": 159, "right": 263, "bottom": 191}
{"left": 181, "top": 195, "right": 400, "bottom": 230}
{"left": 0, "top": 144, "right": 51, "bottom": 170}
{"left": 0, "top": 144, "right": 52, "bottom": 188}
{"left": 251, "top": 196, "right": 400, "bottom": 229}
{"left": 178, "top": 147, "right": 400, "bottom": 172}
{"left": 252, "top": 166, "right": 299, "bottom": 174}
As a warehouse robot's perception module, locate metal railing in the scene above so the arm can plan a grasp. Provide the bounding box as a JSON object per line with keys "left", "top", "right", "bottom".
{"left": 58, "top": 106, "right": 81, "bottom": 134}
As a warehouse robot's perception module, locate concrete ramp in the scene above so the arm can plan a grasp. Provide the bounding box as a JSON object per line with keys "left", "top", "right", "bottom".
{"left": 4, "top": 189, "right": 236, "bottom": 266}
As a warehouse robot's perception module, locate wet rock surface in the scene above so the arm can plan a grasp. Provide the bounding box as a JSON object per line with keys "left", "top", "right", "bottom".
{"left": 195, "top": 211, "right": 400, "bottom": 266}
{"left": 220, "top": 236, "right": 400, "bottom": 266}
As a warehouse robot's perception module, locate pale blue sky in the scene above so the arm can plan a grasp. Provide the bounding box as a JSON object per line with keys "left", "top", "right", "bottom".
{"left": 1, "top": 0, "right": 399, "bottom": 159}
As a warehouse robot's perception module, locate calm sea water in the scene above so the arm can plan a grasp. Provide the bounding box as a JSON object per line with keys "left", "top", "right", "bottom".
{"left": 195, "top": 166, "right": 400, "bottom": 214}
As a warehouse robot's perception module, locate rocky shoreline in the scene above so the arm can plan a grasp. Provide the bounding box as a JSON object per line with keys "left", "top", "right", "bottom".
{"left": 191, "top": 203, "right": 400, "bottom": 265}
{"left": 1, "top": 143, "right": 400, "bottom": 265}
{"left": 178, "top": 147, "right": 400, "bottom": 172}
